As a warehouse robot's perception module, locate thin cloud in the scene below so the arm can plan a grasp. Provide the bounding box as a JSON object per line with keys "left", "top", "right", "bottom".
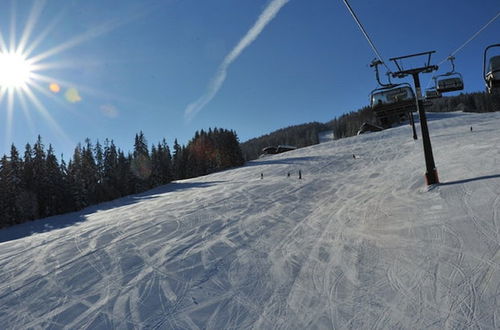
{"left": 100, "top": 104, "right": 119, "bottom": 118}
{"left": 184, "top": 0, "right": 290, "bottom": 122}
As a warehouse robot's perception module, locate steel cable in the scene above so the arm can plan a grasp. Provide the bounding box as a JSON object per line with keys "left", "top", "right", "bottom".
{"left": 425, "top": 10, "right": 500, "bottom": 89}
{"left": 438, "top": 10, "right": 500, "bottom": 66}
{"left": 341, "top": 0, "right": 392, "bottom": 74}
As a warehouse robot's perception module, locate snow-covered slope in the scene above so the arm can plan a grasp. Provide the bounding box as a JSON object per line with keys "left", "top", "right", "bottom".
{"left": 2, "top": 112, "right": 500, "bottom": 329}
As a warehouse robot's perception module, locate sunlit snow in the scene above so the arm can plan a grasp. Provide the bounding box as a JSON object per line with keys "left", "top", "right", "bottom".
{"left": 1, "top": 111, "right": 500, "bottom": 328}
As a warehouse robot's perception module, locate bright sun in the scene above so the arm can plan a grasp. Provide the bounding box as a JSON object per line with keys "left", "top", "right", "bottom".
{"left": 0, "top": 0, "right": 127, "bottom": 147}
{"left": 0, "top": 52, "right": 33, "bottom": 88}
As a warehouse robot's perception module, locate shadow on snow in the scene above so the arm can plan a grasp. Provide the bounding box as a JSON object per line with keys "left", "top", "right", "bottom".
{"left": 439, "top": 174, "right": 500, "bottom": 186}
{"left": 0, "top": 181, "right": 222, "bottom": 244}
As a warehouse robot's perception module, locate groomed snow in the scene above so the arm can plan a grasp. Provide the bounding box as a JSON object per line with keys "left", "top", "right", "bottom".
{"left": 1, "top": 112, "right": 500, "bottom": 328}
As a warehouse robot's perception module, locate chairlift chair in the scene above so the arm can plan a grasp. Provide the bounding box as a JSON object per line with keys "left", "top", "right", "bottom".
{"left": 434, "top": 56, "right": 464, "bottom": 93}
{"left": 370, "top": 83, "right": 415, "bottom": 108}
{"left": 425, "top": 87, "right": 441, "bottom": 99}
{"left": 370, "top": 83, "right": 416, "bottom": 128}
{"left": 484, "top": 44, "right": 500, "bottom": 94}
{"left": 435, "top": 73, "right": 464, "bottom": 93}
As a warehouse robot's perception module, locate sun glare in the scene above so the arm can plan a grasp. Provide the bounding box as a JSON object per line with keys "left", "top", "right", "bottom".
{"left": 0, "top": 52, "right": 33, "bottom": 88}
{"left": 0, "top": 0, "right": 139, "bottom": 150}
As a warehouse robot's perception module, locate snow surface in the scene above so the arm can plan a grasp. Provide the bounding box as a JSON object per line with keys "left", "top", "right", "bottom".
{"left": 2, "top": 112, "right": 500, "bottom": 329}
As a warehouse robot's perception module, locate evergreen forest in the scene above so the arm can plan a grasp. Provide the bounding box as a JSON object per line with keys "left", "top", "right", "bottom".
{"left": 0, "top": 128, "right": 244, "bottom": 228}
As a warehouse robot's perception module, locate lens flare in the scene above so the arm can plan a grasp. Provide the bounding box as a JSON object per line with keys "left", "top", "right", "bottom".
{"left": 65, "top": 87, "right": 82, "bottom": 103}
{"left": 131, "top": 155, "right": 152, "bottom": 180}
{"left": 49, "top": 83, "right": 61, "bottom": 93}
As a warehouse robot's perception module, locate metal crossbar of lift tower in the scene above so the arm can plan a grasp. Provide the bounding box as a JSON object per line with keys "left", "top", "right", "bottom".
{"left": 389, "top": 51, "right": 439, "bottom": 78}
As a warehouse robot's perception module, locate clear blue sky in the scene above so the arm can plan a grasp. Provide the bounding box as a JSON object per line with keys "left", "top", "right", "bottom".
{"left": 0, "top": 0, "right": 499, "bottom": 159}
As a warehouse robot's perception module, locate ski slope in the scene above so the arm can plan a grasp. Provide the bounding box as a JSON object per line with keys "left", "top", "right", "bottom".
{"left": 1, "top": 112, "right": 500, "bottom": 329}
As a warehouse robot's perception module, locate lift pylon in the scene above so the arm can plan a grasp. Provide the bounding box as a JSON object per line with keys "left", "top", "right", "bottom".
{"left": 389, "top": 51, "right": 439, "bottom": 185}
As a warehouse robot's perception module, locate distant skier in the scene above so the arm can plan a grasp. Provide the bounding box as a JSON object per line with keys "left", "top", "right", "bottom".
{"left": 298, "top": 170, "right": 302, "bottom": 179}
{"left": 470, "top": 126, "right": 473, "bottom": 132}
{"left": 261, "top": 173, "right": 264, "bottom": 180}
{"left": 352, "top": 154, "right": 356, "bottom": 159}
{"left": 287, "top": 172, "right": 290, "bottom": 178}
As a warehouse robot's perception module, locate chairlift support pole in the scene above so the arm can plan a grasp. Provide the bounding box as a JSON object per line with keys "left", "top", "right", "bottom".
{"left": 390, "top": 51, "right": 440, "bottom": 185}
{"left": 408, "top": 105, "right": 417, "bottom": 140}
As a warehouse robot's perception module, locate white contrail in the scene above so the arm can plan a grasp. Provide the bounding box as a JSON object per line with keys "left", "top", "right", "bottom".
{"left": 184, "top": 0, "right": 290, "bottom": 121}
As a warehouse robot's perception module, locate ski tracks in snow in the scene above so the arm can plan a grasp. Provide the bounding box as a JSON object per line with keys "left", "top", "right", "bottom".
{"left": 1, "top": 112, "right": 500, "bottom": 328}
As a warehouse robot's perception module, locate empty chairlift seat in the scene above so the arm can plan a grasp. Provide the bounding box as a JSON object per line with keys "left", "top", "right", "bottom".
{"left": 436, "top": 75, "right": 464, "bottom": 93}
{"left": 434, "top": 56, "right": 464, "bottom": 94}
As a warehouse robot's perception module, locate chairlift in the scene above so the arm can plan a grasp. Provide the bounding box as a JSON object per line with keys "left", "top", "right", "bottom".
{"left": 368, "top": 59, "right": 417, "bottom": 127}
{"left": 370, "top": 83, "right": 416, "bottom": 127}
{"left": 425, "top": 87, "right": 441, "bottom": 99}
{"left": 484, "top": 44, "right": 500, "bottom": 94}
{"left": 433, "top": 56, "right": 464, "bottom": 93}
{"left": 370, "top": 83, "right": 415, "bottom": 107}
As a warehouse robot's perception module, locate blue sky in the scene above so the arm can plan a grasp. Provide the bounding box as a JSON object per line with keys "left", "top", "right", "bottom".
{"left": 0, "top": 0, "right": 499, "bottom": 159}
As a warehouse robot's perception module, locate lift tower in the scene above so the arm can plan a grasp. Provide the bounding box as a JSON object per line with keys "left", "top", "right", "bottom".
{"left": 389, "top": 51, "right": 439, "bottom": 185}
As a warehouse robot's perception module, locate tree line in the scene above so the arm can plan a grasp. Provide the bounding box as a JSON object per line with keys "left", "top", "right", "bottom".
{"left": 328, "top": 91, "right": 500, "bottom": 139}
{"left": 2, "top": 91, "right": 497, "bottom": 227}
{"left": 240, "top": 122, "right": 331, "bottom": 161}
{"left": 0, "top": 128, "right": 244, "bottom": 228}
{"left": 241, "top": 91, "right": 500, "bottom": 160}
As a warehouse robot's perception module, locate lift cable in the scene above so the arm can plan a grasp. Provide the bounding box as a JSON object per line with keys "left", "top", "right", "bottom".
{"left": 425, "top": 10, "right": 500, "bottom": 89}
{"left": 438, "top": 10, "right": 500, "bottom": 66}
{"left": 341, "top": 0, "right": 392, "bottom": 74}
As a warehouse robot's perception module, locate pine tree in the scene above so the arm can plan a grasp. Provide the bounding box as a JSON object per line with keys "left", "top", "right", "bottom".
{"left": 116, "top": 151, "right": 134, "bottom": 196}
{"left": 133, "top": 131, "right": 149, "bottom": 158}
{"left": 172, "top": 138, "right": 183, "bottom": 180}
{"left": 103, "top": 139, "right": 120, "bottom": 200}
{"left": 150, "top": 145, "right": 161, "bottom": 187}
{"left": 94, "top": 140, "right": 106, "bottom": 202}
{"left": 131, "top": 132, "right": 151, "bottom": 192}
{"left": 23, "top": 143, "right": 34, "bottom": 192}
{"left": 81, "top": 139, "right": 99, "bottom": 204}
{"left": 45, "top": 145, "right": 66, "bottom": 215}
{"left": 9, "top": 145, "right": 23, "bottom": 223}
{"left": 68, "top": 144, "right": 87, "bottom": 209}
{"left": 160, "top": 139, "right": 173, "bottom": 184}
{"left": 18, "top": 143, "right": 38, "bottom": 221}
{"left": 33, "top": 135, "right": 48, "bottom": 218}
{"left": 0, "top": 155, "right": 14, "bottom": 227}
{"left": 59, "top": 155, "right": 75, "bottom": 212}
